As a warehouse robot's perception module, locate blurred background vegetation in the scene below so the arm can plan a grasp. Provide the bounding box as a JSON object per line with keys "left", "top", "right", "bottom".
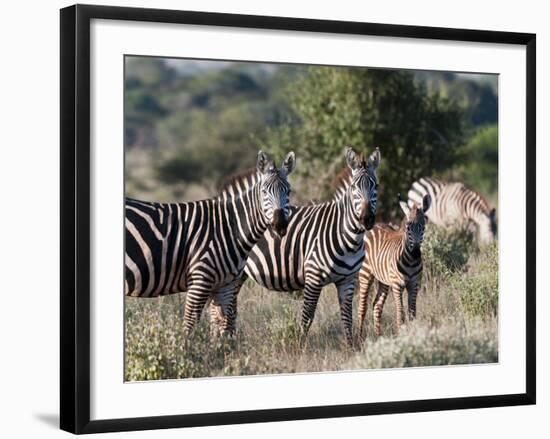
{"left": 125, "top": 56, "right": 498, "bottom": 220}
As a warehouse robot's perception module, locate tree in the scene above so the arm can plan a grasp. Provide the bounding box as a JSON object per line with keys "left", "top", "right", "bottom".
{"left": 265, "top": 67, "right": 468, "bottom": 220}
{"left": 459, "top": 124, "right": 498, "bottom": 197}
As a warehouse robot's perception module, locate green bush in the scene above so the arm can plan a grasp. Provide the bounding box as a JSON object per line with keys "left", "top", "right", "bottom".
{"left": 124, "top": 297, "right": 248, "bottom": 381}
{"left": 459, "top": 124, "right": 498, "bottom": 196}
{"left": 347, "top": 319, "right": 497, "bottom": 369}
{"left": 451, "top": 242, "right": 499, "bottom": 318}
{"left": 422, "top": 226, "right": 474, "bottom": 278}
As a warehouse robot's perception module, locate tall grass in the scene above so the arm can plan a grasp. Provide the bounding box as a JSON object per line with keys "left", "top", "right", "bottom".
{"left": 125, "top": 227, "right": 498, "bottom": 381}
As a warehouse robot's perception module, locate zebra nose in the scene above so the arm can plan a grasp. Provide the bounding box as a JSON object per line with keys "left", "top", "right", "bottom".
{"left": 359, "top": 201, "right": 375, "bottom": 230}
{"left": 272, "top": 209, "right": 288, "bottom": 237}
{"left": 365, "top": 213, "right": 375, "bottom": 230}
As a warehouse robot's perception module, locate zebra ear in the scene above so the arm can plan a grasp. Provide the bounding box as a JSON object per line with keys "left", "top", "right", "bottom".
{"left": 345, "top": 147, "right": 360, "bottom": 171}
{"left": 489, "top": 208, "right": 496, "bottom": 220}
{"left": 422, "top": 194, "right": 432, "bottom": 213}
{"left": 281, "top": 151, "right": 296, "bottom": 175}
{"left": 257, "top": 150, "right": 270, "bottom": 173}
{"left": 368, "top": 147, "right": 381, "bottom": 170}
{"left": 399, "top": 200, "right": 410, "bottom": 217}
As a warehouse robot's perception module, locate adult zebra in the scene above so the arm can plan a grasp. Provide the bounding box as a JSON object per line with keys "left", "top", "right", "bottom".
{"left": 216, "top": 147, "right": 380, "bottom": 347}
{"left": 408, "top": 177, "right": 496, "bottom": 244}
{"left": 357, "top": 194, "right": 431, "bottom": 339}
{"left": 125, "top": 150, "right": 296, "bottom": 335}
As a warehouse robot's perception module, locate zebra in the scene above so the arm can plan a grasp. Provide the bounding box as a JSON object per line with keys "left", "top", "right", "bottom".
{"left": 408, "top": 177, "right": 496, "bottom": 245}
{"left": 217, "top": 147, "right": 381, "bottom": 347}
{"left": 125, "top": 150, "right": 296, "bottom": 335}
{"left": 357, "top": 194, "right": 431, "bottom": 339}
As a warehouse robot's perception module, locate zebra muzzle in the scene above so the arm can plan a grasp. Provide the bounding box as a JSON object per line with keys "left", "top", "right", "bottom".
{"left": 272, "top": 209, "right": 288, "bottom": 237}
{"left": 360, "top": 202, "right": 376, "bottom": 230}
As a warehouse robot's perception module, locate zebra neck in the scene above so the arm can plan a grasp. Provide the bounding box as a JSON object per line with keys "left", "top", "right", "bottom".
{"left": 337, "top": 190, "right": 365, "bottom": 249}
{"left": 398, "top": 238, "right": 421, "bottom": 274}
{"left": 220, "top": 182, "right": 268, "bottom": 249}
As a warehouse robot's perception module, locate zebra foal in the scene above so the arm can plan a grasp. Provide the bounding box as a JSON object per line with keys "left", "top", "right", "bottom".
{"left": 125, "top": 150, "right": 296, "bottom": 335}
{"left": 357, "top": 194, "right": 431, "bottom": 339}
{"left": 224, "top": 147, "right": 380, "bottom": 347}
{"left": 408, "top": 177, "right": 496, "bottom": 244}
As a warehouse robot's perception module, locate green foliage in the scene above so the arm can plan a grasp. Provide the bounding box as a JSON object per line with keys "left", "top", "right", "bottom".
{"left": 419, "top": 71, "right": 498, "bottom": 126}
{"left": 263, "top": 67, "right": 468, "bottom": 217}
{"left": 420, "top": 227, "right": 498, "bottom": 320}
{"left": 124, "top": 58, "right": 497, "bottom": 208}
{"left": 422, "top": 226, "right": 475, "bottom": 278}
{"left": 459, "top": 124, "right": 499, "bottom": 196}
{"left": 124, "top": 297, "right": 257, "bottom": 380}
{"left": 126, "top": 57, "right": 177, "bottom": 88}
{"left": 124, "top": 61, "right": 290, "bottom": 193}
{"left": 452, "top": 242, "right": 499, "bottom": 318}
{"left": 154, "top": 102, "right": 268, "bottom": 185}
{"left": 348, "top": 318, "right": 497, "bottom": 369}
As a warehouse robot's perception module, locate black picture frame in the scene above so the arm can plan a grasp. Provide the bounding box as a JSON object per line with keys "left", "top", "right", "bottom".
{"left": 60, "top": 4, "right": 536, "bottom": 434}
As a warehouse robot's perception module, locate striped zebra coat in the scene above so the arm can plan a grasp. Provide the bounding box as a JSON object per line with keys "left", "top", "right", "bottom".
{"left": 408, "top": 177, "right": 496, "bottom": 244}
{"left": 357, "top": 194, "right": 431, "bottom": 338}
{"left": 125, "top": 150, "right": 296, "bottom": 335}
{"left": 222, "top": 147, "right": 380, "bottom": 347}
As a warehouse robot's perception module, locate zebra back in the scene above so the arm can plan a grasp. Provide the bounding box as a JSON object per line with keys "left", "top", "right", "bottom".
{"left": 407, "top": 177, "right": 496, "bottom": 243}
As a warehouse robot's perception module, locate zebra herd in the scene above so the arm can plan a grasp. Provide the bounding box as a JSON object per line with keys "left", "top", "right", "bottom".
{"left": 125, "top": 147, "right": 496, "bottom": 347}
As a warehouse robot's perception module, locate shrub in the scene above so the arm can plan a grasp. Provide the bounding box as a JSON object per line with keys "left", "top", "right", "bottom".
{"left": 125, "top": 296, "right": 243, "bottom": 381}
{"left": 452, "top": 242, "right": 499, "bottom": 318}
{"left": 422, "top": 226, "right": 474, "bottom": 278}
{"left": 459, "top": 124, "right": 498, "bottom": 196}
{"left": 347, "top": 319, "right": 497, "bottom": 370}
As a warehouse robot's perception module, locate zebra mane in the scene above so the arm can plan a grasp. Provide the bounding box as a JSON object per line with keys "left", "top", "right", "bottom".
{"left": 331, "top": 166, "right": 353, "bottom": 200}
{"left": 218, "top": 168, "right": 260, "bottom": 197}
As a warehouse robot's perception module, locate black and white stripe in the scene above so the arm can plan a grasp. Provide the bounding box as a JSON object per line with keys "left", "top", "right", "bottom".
{"left": 228, "top": 147, "right": 380, "bottom": 346}
{"left": 357, "top": 194, "right": 431, "bottom": 338}
{"left": 125, "top": 150, "right": 296, "bottom": 335}
{"left": 408, "top": 177, "right": 496, "bottom": 244}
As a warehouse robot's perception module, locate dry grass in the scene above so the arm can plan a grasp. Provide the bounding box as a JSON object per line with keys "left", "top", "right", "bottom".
{"left": 124, "top": 228, "right": 498, "bottom": 381}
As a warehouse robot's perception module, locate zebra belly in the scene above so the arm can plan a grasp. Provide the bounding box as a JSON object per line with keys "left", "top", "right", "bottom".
{"left": 244, "top": 259, "right": 305, "bottom": 292}
{"left": 368, "top": 262, "right": 404, "bottom": 288}
{"left": 245, "top": 245, "right": 364, "bottom": 292}
{"left": 244, "top": 235, "right": 306, "bottom": 292}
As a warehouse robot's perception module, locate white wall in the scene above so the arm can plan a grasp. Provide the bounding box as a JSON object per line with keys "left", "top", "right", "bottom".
{"left": 0, "top": 0, "right": 546, "bottom": 437}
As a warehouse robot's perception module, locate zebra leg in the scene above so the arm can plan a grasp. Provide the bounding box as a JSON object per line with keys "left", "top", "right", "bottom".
{"left": 373, "top": 283, "right": 389, "bottom": 337}
{"left": 210, "top": 276, "right": 246, "bottom": 337}
{"left": 183, "top": 286, "right": 211, "bottom": 332}
{"left": 357, "top": 272, "right": 374, "bottom": 341}
{"left": 336, "top": 279, "right": 356, "bottom": 348}
{"left": 301, "top": 283, "right": 323, "bottom": 339}
{"left": 392, "top": 284, "right": 406, "bottom": 331}
{"left": 406, "top": 279, "right": 419, "bottom": 321}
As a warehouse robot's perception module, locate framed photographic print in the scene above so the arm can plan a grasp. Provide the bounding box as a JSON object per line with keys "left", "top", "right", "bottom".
{"left": 60, "top": 4, "right": 536, "bottom": 434}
